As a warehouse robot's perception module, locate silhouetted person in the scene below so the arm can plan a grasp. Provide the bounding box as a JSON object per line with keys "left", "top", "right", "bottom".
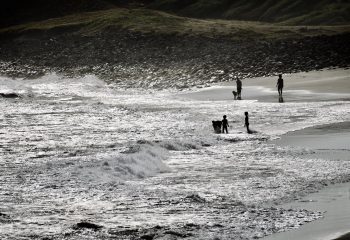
{"left": 212, "top": 121, "right": 222, "bottom": 134}
{"left": 236, "top": 77, "right": 242, "bottom": 100}
{"left": 222, "top": 115, "right": 229, "bottom": 134}
{"left": 244, "top": 112, "right": 251, "bottom": 134}
{"left": 276, "top": 74, "right": 284, "bottom": 97}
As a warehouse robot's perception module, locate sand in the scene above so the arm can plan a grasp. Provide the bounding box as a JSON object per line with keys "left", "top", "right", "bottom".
{"left": 334, "top": 232, "right": 350, "bottom": 240}
{"left": 178, "top": 68, "right": 350, "bottom": 102}
{"left": 262, "top": 181, "right": 350, "bottom": 240}
{"left": 263, "top": 122, "right": 350, "bottom": 240}
{"left": 270, "top": 121, "right": 350, "bottom": 161}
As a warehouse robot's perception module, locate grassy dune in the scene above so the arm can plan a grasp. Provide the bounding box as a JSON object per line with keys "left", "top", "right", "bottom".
{"left": 148, "top": 0, "right": 350, "bottom": 25}
{"left": 1, "top": 7, "right": 349, "bottom": 40}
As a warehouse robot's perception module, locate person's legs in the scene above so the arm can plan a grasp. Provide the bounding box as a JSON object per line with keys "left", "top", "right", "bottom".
{"left": 278, "top": 87, "right": 282, "bottom": 96}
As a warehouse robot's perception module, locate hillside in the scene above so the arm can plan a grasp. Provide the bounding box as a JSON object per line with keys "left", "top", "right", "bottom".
{"left": 0, "top": 0, "right": 150, "bottom": 28}
{"left": 148, "top": 0, "right": 350, "bottom": 25}
{"left": 1, "top": 8, "right": 349, "bottom": 39}
{"left": 0, "top": 3, "right": 349, "bottom": 88}
{"left": 1, "top": 0, "right": 350, "bottom": 28}
{"left": 0, "top": 7, "right": 349, "bottom": 88}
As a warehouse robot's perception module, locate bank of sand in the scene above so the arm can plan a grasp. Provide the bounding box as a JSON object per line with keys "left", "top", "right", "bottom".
{"left": 264, "top": 122, "right": 350, "bottom": 240}
{"left": 178, "top": 68, "right": 350, "bottom": 102}
{"left": 178, "top": 68, "right": 350, "bottom": 240}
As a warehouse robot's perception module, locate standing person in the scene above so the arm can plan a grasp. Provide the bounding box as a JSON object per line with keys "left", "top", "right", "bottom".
{"left": 276, "top": 74, "right": 284, "bottom": 97}
{"left": 222, "top": 115, "right": 229, "bottom": 134}
{"left": 244, "top": 112, "right": 251, "bottom": 134}
{"left": 236, "top": 77, "right": 242, "bottom": 100}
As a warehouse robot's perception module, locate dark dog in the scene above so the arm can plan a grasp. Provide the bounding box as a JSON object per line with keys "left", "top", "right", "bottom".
{"left": 0, "top": 93, "right": 20, "bottom": 98}
{"left": 212, "top": 121, "right": 222, "bottom": 133}
{"left": 232, "top": 91, "right": 237, "bottom": 100}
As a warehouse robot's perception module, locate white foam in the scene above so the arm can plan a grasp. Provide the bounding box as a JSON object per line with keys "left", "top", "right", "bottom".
{"left": 74, "top": 143, "right": 171, "bottom": 184}
{"left": 0, "top": 73, "right": 112, "bottom": 98}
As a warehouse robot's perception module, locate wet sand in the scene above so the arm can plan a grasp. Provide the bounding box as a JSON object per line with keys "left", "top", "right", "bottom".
{"left": 334, "top": 232, "right": 350, "bottom": 240}
{"left": 271, "top": 121, "right": 350, "bottom": 161}
{"left": 263, "top": 181, "right": 350, "bottom": 240}
{"left": 264, "top": 122, "right": 350, "bottom": 240}
{"left": 178, "top": 68, "right": 350, "bottom": 102}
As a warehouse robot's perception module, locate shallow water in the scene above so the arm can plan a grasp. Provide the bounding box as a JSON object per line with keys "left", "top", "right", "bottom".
{"left": 1, "top": 73, "right": 350, "bottom": 239}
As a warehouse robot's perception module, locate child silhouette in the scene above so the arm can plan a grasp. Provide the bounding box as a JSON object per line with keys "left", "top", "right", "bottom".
{"left": 222, "top": 115, "right": 229, "bottom": 134}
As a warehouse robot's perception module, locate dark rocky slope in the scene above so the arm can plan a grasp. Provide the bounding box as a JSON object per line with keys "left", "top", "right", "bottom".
{"left": 1, "top": 28, "right": 349, "bottom": 89}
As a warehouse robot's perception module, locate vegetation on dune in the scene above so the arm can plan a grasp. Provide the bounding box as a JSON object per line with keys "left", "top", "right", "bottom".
{"left": 1, "top": 0, "right": 349, "bottom": 29}
{"left": 1, "top": 7, "right": 349, "bottom": 40}
{"left": 148, "top": 0, "right": 350, "bottom": 25}
{"left": 0, "top": 9, "right": 185, "bottom": 36}
{"left": 0, "top": 0, "right": 114, "bottom": 28}
{"left": 1, "top": 1, "right": 349, "bottom": 86}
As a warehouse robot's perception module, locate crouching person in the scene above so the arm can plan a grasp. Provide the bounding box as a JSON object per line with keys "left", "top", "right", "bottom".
{"left": 212, "top": 121, "right": 222, "bottom": 134}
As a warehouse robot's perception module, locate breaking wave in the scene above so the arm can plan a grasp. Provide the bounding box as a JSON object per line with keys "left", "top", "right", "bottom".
{"left": 75, "top": 139, "right": 203, "bottom": 184}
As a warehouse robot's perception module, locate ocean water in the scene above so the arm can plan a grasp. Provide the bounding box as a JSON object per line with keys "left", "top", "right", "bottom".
{"left": 1, "top": 73, "right": 350, "bottom": 239}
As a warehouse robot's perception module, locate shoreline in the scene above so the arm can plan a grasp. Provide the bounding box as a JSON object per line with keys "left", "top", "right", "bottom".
{"left": 177, "top": 68, "right": 350, "bottom": 102}
{"left": 263, "top": 181, "right": 350, "bottom": 240}
{"left": 1, "top": 66, "right": 350, "bottom": 239}
{"left": 177, "top": 68, "right": 350, "bottom": 239}
{"left": 263, "top": 122, "right": 350, "bottom": 240}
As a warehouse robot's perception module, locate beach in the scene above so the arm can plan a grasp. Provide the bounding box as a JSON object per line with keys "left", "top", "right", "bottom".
{"left": 1, "top": 1, "right": 349, "bottom": 238}
{"left": 251, "top": 69, "right": 350, "bottom": 240}
{"left": 1, "top": 68, "right": 350, "bottom": 239}
{"left": 264, "top": 122, "right": 350, "bottom": 240}
{"left": 179, "top": 68, "right": 350, "bottom": 102}
{"left": 179, "top": 68, "right": 350, "bottom": 239}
